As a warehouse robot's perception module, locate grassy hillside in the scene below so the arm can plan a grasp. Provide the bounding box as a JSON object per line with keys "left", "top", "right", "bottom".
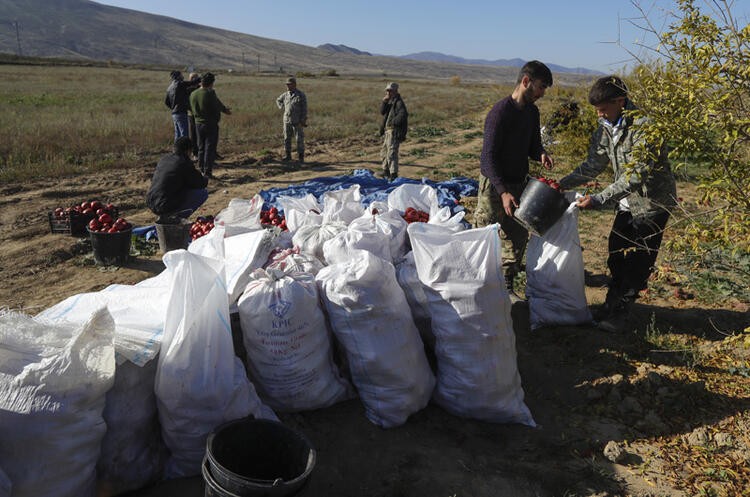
{"left": 0, "top": 0, "right": 592, "bottom": 85}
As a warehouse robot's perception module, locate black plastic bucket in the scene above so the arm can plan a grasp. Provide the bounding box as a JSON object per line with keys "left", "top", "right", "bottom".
{"left": 88, "top": 228, "right": 132, "bottom": 266}
{"left": 513, "top": 179, "right": 569, "bottom": 236}
{"left": 205, "top": 418, "right": 316, "bottom": 497}
{"left": 155, "top": 220, "right": 191, "bottom": 253}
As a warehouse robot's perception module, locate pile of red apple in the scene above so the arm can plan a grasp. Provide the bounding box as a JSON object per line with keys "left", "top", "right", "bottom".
{"left": 52, "top": 200, "right": 118, "bottom": 220}
{"left": 537, "top": 176, "right": 563, "bottom": 191}
{"left": 88, "top": 213, "right": 132, "bottom": 233}
{"left": 190, "top": 216, "right": 215, "bottom": 240}
{"left": 402, "top": 207, "right": 430, "bottom": 224}
{"left": 260, "top": 207, "right": 288, "bottom": 231}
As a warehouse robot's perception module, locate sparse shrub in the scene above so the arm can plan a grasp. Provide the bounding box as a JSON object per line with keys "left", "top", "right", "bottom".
{"left": 450, "top": 75, "right": 461, "bottom": 86}
{"left": 322, "top": 69, "right": 339, "bottom": 77}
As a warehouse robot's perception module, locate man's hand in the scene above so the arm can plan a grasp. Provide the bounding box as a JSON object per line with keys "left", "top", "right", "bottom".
{"left": 575, "top": 194, "right": 594, "bottom": 209}
{"left": 501, "top": 191, "right": 517, "bottom": 217}
{"left": 541, "top": 153, "right": 554, "bottom": 170}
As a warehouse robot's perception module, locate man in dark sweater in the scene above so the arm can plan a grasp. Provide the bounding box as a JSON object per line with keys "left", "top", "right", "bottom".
{"left": 474, "top": 60, "right": 555, "bottom": 302}
{"left": 146, "top": 137, "right": 208, "bottom": 220}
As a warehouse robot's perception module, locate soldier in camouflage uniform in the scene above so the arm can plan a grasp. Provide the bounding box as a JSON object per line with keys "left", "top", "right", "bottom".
{"left": 474, "top": 61, "right": 555, "bottom": 303}
{"left": 276, "top": 76, "right": 308, "bottom": 163}
{"left": 560, "top": 75, "right": 677, "bottom": 333}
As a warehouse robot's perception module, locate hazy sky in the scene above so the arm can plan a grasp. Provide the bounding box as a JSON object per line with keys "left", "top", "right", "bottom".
{"left": 95, "top": 0, "right": 747, "bottom": 73}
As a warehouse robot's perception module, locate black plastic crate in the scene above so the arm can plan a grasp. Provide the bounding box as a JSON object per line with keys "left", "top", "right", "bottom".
{"left": 48, "top": 207, "right": 119, "bottom": 237}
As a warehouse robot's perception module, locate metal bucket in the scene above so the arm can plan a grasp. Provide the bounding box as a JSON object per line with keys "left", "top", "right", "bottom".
{"left": 155, "top": 220, "right": 191, "bottom": 253}
{"left": 205, "top": 418, "right": 316, "bottom": 497}
{"left": 513, "top": 179, "right": 569, "bottom": 236}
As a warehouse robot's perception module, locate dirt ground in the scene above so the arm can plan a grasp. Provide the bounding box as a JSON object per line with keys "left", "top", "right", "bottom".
{"left": 1, "top": 132, "right": 748, "bottom": 497}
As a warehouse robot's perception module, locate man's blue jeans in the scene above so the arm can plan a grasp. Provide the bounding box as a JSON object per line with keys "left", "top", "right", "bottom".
{"left": 172, "top": 112, "right": 189, "bottom": 142}
{"left": 169, "top": 188, "right": 209, "bottom": 218}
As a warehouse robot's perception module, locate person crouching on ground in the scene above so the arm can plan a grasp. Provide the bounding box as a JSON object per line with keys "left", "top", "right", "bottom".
{"left": 146, "top": 136, "right": 209, "bottom": 221}
{"left": 559, "top": 75, "right": 677, "bottom": 333}
{"left": 379, "top": 82, "right": 408, "bottom": 181}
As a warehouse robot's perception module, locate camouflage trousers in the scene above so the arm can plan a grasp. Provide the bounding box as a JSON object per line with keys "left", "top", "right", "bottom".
{"left": 283, "top": 122, "right": 305, "bottom": 157}
{"left": 380, "top": 129, "right": 401, "bottom": 177}
{"left": 473, "top": 175, "right": 529, "bottom": 283}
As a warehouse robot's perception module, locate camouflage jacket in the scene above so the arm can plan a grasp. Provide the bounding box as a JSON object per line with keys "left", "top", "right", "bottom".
{"left": 276, "top": 89, "right": 308, "bottom": 125}
{"left": 559, "top": 101, "right": 676, "bottom": 217}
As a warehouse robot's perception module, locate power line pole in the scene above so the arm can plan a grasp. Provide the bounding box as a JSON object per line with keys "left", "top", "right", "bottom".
{"left": 13, "top": 20, "right": 21, "bottom": 56}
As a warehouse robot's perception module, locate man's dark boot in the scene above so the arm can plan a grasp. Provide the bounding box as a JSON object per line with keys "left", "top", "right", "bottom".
{"left": 298, "top": 153, "right": 304, "bottom": 164}
{"left": 597, "top": 289, "right": 636, "bottom": 333}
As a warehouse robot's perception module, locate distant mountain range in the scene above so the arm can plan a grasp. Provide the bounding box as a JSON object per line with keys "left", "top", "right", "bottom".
{"left": 0, "top": 0, "right": 597, "bottom": 84}
{"left": 397, "top": 51, "right": 602, "bottom": 75}
{"left": 316, "top": 46, "right": 601, "bottom": 75}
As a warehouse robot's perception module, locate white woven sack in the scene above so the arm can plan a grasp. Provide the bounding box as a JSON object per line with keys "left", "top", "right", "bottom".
{"left": 238, "top": 269, "right": 351, "bottom": 411}
{"left": 387, "top": 183, "right": 466, "bottom": 231}
{"left": 277, "top": 194, "right": 322, "bottom": 234}
{"left": 36, "top": 271, "right": 171, "bottom": 367}
{"left": 395, "top": 252, "right": 434, "bottom": 348}
{"left": 526, "top": 204, "right": 594, "bottom": 330}
{"left": 322, "top": 229, "right": 391, "bottom": 266}
{"left": 0, "top": 308, "right": 116, "bottom": 497}
{"left": 292, "top": 222, "right": 347, "bottom": 262}
{"left": 408, "top": 223, "right": 535, "bottom": 426}
{"left": 156, "top": 250, "right": 277, "bottom": 479}
{"left": 214, "top": 195, "right": 264, "bottom": 237}
{"left": 316, "top": 251, "right": 435, "bottom": 428}
{"left": 348, "top": 209, "right": 409, "bottom": 263}
{"left": 225, "top": 229, "right": 278, "bottom": 304}
{"left": 265, "top": 249, "right": 325, "bottom": 276}
{"left": 321, "top": 185, "right": 363, "bottom": 225}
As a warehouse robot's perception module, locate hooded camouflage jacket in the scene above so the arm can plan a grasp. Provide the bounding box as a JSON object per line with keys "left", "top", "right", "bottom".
{"left": 559, "top": 101, "right": 676, "bottom": 217}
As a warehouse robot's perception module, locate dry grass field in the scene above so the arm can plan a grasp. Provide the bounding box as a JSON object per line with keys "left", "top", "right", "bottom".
{"left": 1, "top": 64, "right": 748, "bottom": 497}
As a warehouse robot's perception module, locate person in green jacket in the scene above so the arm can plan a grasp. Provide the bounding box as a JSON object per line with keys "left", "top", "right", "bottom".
{"left": 560, "top": 75, "right": 677, "bottom": 333}
{"left": 189, "top": 72, "right": 231, "bottom": 178}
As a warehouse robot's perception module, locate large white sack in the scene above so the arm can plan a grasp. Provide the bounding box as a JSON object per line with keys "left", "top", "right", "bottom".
{"left": 0, "top": 308, "right": 116, "bottom": 497}
{"left": 387, "top": 183, "right": 466, "bottom": 231}
{"left": 36, "top": 271, "right": 171, "bottom": 366}
{"left": 238, "top": 269, "right": 351, "bottom": 411}
{"left": 348, "top": 208, "right": 409, "bottom": 262}
{"left": 187, "top": 223, "right": 225, "bottom": 258}
{"left": 316, "top": 251, "right": 435, "bottom": 428}
{"left": 322, "top": 228, "right": 392, "bottom": 266}
{"left": 321, "top": 185, "right": 363, "bottom": 225}
{"left": 96, "top": 358, "right": 165, "bottom": 496}
{"left": 214, "top": 195, "right": 264, "bottom": 237}
{"left": 292, "top": 222, "right": 347, "bottom": 262}
{"left": 224, "top": 229, "right": 279, "bottom": 304}
{"left": 156, "top": 249, "right": 277, "bottom": 479}
{"left": 277, "top": 193, "right": 322, "bottom": 234}
{"left": 408, "top": 223, "right": 535, "bottom": 426}
{"left": 526, "top": 204, "right": 593, "bottom": 330}
{"left": 265, "top": 247, "right": 325, "bottom": 276}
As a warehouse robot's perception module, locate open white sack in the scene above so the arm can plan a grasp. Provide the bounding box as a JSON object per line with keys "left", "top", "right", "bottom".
{"left": 292, "top": 222, "right": 347, "bottom": 262}
{"left": 36, "top": 271, "right": 171, "bottom": 366}
{"left": 408, "top": 223, "right": 535, "bottom": 426}
{"left": 0, "top": 308, "right": 116, "bottom": 497}
{"left": 214, "top": 195, "right": 264, "bottom": 237}
{"left": 238, "top": 269, "right": 352, "bottom": 411}
{"left": 316, "top": 251, "right": 435, "bottom": 428}
{"left": 526, "top": 204, "right": 594, "bottom": 330}
{"left": 387, "top": 183, "right": 466, "bottom": 231}
{"left": 224, "top": 229, "right": 278, "bottom": 304}
{"left": 265, "top": 247, "right": 325, "bottom": 276}
{"left": 155, "top": 249, "right": 277, "bottom": 479}
{"left": 277, "top": 193, "right": 322, "bottom": 234}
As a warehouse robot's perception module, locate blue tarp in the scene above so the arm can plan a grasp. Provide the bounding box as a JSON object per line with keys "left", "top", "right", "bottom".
{"left": 135, "top": 170, "right": 478, "bottom": 239}
{"left": 259, "top": 169, "right": 477, "bottom": 214}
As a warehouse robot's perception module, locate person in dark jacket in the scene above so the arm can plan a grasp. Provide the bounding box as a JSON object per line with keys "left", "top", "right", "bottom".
{"left": 165, "top": 70, "right": 201, "bottom": 143}
{"left": 146, "top": 136, "right": 208, "bottom": 220}
{"left": 473, "top": 60, "right": 555, "bottom": 303}
{"left": 379, "top": 82, "right": 408, "bottom": 181}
